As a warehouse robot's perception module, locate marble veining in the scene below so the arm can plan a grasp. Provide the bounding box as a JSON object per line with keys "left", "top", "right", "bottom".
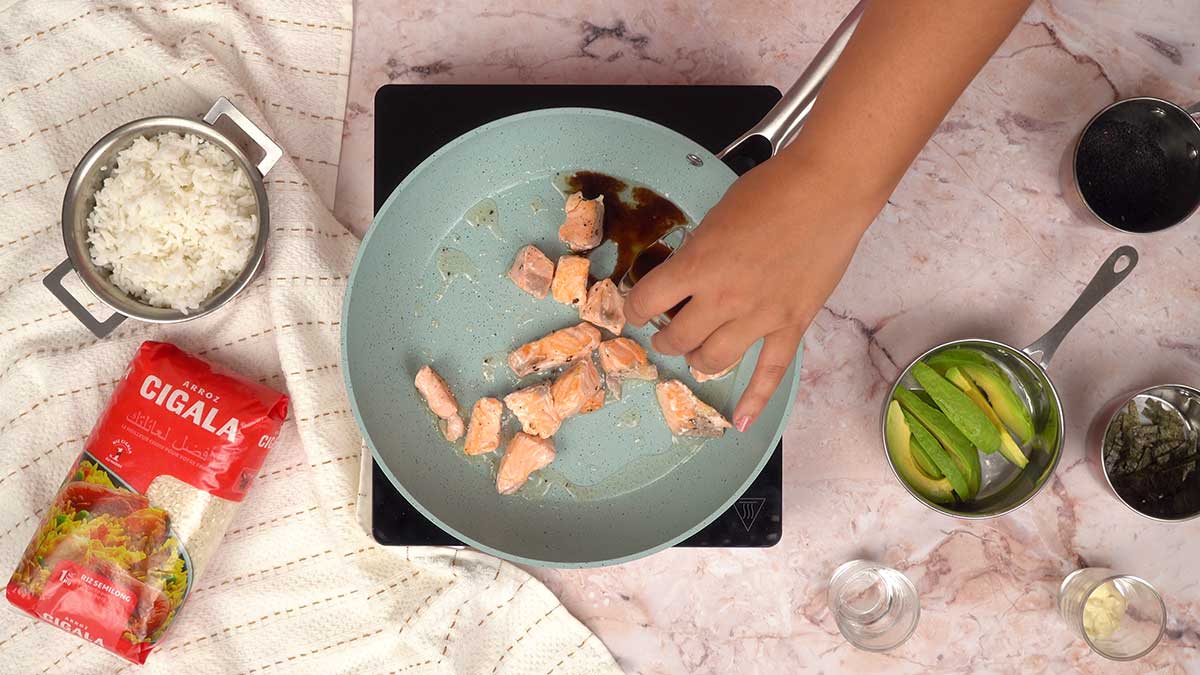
{"left": 334, "top": 1, "right": 1200, "bottom": 672}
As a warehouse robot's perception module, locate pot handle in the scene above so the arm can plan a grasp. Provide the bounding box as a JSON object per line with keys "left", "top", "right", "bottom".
{"left": 43, "top": 259, "right": 126, "bottom": 339}
{"left": 1188, "top": 100, "right": 1200, "bottom": 118}
{"left": 717, "top": 0, "right": 866, "bottom": 160}
{"left": 1023, "top": 246, "right": 1138, "bottom": 368}
{"left": 203, "top": 96, "right": 283, "bottom": 176}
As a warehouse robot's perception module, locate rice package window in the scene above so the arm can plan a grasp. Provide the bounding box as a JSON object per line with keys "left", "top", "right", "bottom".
{"left": 7, "top": 341, "right": 289, "bottom": 665}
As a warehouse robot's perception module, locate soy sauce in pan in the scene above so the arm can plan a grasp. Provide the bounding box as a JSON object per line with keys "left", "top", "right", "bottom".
{"left": 561, "top": 171, "right": 687, "bottom": 282}
{"left": 559, "top": 171, "right": 689, "bottom": 318}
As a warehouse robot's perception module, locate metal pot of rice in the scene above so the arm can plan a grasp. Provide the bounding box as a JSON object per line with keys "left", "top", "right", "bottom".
{"left": 45, "top": 97, "right": 282, "bottom": 338}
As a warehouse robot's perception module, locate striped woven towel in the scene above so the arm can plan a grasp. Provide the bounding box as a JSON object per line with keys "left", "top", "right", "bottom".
{"left": 0, "top": 1, "right": 618, "bottom": 673}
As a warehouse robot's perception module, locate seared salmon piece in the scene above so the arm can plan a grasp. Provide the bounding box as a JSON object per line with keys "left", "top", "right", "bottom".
{"left": 580, "top": 388, "right": 606, "bottom": 414}
{"left": 464, "top": 397, "right": 504, "bottom": 455}
{"left": 551, "top": 255, "right": 590, "bottom": 306}
{"left": 558, "top": 192, "right": 604, "bottom": 252}
{"left": 415, "top": 365, "right": 465, "bottom": 441}
{"left": 655, "top": 379, "right": 732, "bottom": 438}
{"left": 690, "top": 359, "right": 740, "bottom": 383}
{"left": 504, "top": 382, "right": 561, "bottom": 438}
{"left": 508, "top": 244, "right": 555, "bottom": 299}
{"left": 508, "top": 322, "right": 601, "bottom": 377}
{"left": 550, "top": 359, "right": 602, "bottom": 419}
{"left": 496, "top": 432, "right": 556, "bottom": 495}
{"left": 598, "top": 337, "right": 657, "bottom": 399}
{"left": 580, "top": 279, "right": 625, "bottom": 335}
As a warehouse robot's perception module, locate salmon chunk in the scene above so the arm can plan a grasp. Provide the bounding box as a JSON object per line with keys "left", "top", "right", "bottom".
{"left": 655, "top": 379, "right": 732, "bottom": 438}
{"left": 503, "top": 382, "right": 562, "bottom": 438}
{"left": 508, "top": 322, "right": 601, "bottom": 377}
{"left": 580, "top": 388, "right": 606, "bottom": 414}
{"left": 550, "top": 359, "right": 602, "bottom": 419}
{"left": 464, "top": 397, "right": 503, "bottom": 455}
{"left": 598, "top": 337, "right": 657, "bottom": 399}
{"left": 496, "top": 432, "right": 556, "bottom": 495}
{"left": 690, "top": 359, "right": 740, "bottom": 383}
{"left": 508, "top": 244, "right": 555, "bottom": 299}
{"left": 551, "top": 255, "right": 590, "bottom": 307}
{"left": 580, "top": 279, "right": 625, "bottom": 335}
{"left": 415, "top": 365, "right": 465, "bottom": 441}
{"left": 558, "top": 192, "right": 605, "bottom": 252}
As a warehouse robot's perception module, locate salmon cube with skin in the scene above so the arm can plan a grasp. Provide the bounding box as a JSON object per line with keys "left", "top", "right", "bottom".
{"left": 508, "top": 322, "right": 601, "bottom": 377}
{"left": 558, "top": 192, "right": 605, "bottom": 252}
{"left": 580, "top": 388, "right": 606, "bottom": 414}
{"left": 464, "top": 397, "right": 503, "bottom": 455}
{"left": 550, "top": 359, "right": 602, "bottom": 419}
{"left": 496, "top": 433, "right": 556, "bottom": 495}
{"left": 507, "top": 244, "right": 555, "bottom": 299}
{"left": 598, "top": 337, "right": 658, "bottom": 399}
{"left": 655, "top": 379, "right": 732, "bottom": 438}
{"left": 551, "top": 255, "right": 590, "bottom": 307}
{"left": 415, "top": 365, "right": 465, "bottom": 441}
{"left": 503, "top": 382, "right": 561, "bottom": 438}
{"left": 580, "top": 279, "right": 625, "bottom": 335}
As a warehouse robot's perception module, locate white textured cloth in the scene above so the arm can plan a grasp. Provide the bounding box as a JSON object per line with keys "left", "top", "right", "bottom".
{"left": 0, "top": 2, "right": 618, "bottom": 673}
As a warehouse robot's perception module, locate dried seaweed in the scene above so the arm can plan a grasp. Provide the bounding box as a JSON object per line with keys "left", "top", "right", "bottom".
{"left": 1103, "top": 399, "right": 1199, "bottom": 518}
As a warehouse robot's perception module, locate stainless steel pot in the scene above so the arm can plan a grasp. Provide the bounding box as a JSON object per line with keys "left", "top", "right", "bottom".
{"left": 1061, "top": 96, "right": 1200, "bottom": 234}
{"left": 44, "top": 97, "right": 282, "bottom": 338}
{"left": 882, "top": 246, "right": 1138, "bottom": 518}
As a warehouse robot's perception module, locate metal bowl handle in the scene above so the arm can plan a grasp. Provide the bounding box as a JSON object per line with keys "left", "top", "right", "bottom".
{"left": 203, "top": 97, "right": 283, "bottom": 176}
{"left": 718, "top": 0, "right": 866, "bottom": 160}
{"left": 43, "top": 259, "right": 126, "bottom": 338}
{"left": 1023, "top": 246, "right": 1138, "bottom": 368}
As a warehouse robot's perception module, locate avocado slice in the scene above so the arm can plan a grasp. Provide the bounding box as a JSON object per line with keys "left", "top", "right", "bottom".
{"left": 912, "top": 363, "right": 1001, "bottom": 455}
{"left": 925, "top": 348, "right": 1005, "bottom": 377}
{"left": 908, "top": 429, "right": 944, "bottom": 478}
{"left": 893, "top": 388, "right": 981, "bottom": 498}
{"left": 944, "top": 367, "right": 1029, "bottom": 469}
{"left": 886, "top": 401, "right": 955, "bottom": 504}
{"left": 960, "top": 363, "right": 1034, "bottom": 444}
{"left": 904, "top": 409, "right": 971, "bottom": 499}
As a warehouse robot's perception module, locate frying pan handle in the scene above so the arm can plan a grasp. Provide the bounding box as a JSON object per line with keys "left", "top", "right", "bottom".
{"left": 1022, "top": 246, "right": 1138, "bottom": 369}
{"left": 717, "top": 0, "right": 866, "bottom": 161}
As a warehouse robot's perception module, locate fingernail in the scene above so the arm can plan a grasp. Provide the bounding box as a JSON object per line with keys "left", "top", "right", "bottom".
{"left": 735, "top": 416, "right": 753, "bottom": 433}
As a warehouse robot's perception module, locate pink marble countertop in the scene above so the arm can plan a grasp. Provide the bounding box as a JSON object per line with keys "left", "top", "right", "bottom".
{"left": 334, "top": 1, "right": 1200, "bottom": 672}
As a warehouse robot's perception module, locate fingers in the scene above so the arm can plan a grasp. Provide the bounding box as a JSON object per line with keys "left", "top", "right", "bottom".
{"left": 684, "top": 320, "right": 761, "bottom": 377}
{"left": 732, "top": 326, "right": 803, "bottom": 432}
{"left": 623, "top": 255, "right": 690, "bottom": 328}
{"left": 650, "top": 299, "right": 728, "bottom": 356}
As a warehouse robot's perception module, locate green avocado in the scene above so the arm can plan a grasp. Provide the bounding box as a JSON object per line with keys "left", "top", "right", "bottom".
{"left": 960, "top": 363, "right": 1035, "bottom": 444}
{"left": 912, "top": 363, "right": 1001, "bottom": 455}
{"left": 893, "top": 387, "right": 981, "bottom": 498}
{"left": 909, "top": 430, "right": 944, "bottom": 479}
{"left": 886, "top": 401, "right": 955, "bottom": 504}
{"left": 904, "top": 409, "right": 971, "bottom": 499}
{"left": 945, "top": 367, "right": 1029, "bottom": 469}
{"left": 925, "top": 348, "right": 1005, "bottom": 377}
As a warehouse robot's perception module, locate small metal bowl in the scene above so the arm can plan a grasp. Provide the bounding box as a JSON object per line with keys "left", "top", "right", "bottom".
{"left": 1096, "top": 384, "right": 1200, "bottom": 522}
{"left": 44, "top": 97, "right": 282, "bottom": 338}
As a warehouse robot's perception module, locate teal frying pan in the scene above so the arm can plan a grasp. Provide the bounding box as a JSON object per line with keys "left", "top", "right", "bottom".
{"left": 343, "top": 5, "right": 865, "bottom": 567}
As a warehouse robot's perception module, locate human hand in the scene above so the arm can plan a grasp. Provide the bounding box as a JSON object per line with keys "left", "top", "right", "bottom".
{"left": 624, "top": 152, "right": 886, "bottom": 432}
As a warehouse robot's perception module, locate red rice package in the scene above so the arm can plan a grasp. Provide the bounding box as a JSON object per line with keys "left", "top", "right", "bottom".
{"left": 7, "top": 341, "right": 288, "bottom": 664}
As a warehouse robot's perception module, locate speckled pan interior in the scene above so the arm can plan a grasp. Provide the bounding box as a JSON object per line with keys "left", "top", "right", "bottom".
{"left": 342, "top": 108, "right": 801, "bottom": 567}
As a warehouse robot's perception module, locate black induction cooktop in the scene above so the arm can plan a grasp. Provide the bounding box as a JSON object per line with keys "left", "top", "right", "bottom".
{"left": 370, "top": 84, "right": 783, "bottom": 548}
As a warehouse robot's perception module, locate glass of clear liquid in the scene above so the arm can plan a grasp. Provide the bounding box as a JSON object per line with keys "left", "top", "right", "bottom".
{"left": 827, "top": 560, "right": 920, "bottom": 651}
{"left": 1058, "top": 568, "right": 1166, "bottom": 660}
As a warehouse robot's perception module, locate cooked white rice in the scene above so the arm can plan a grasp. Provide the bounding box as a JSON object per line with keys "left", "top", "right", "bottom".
{"left": 87, "top": 131, "right": 258, "bottom": 313}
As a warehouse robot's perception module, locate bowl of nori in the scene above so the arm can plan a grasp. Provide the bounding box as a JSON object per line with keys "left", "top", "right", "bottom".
{"left": 1098, "top": 384, "right": 1200, "bottom": 521}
